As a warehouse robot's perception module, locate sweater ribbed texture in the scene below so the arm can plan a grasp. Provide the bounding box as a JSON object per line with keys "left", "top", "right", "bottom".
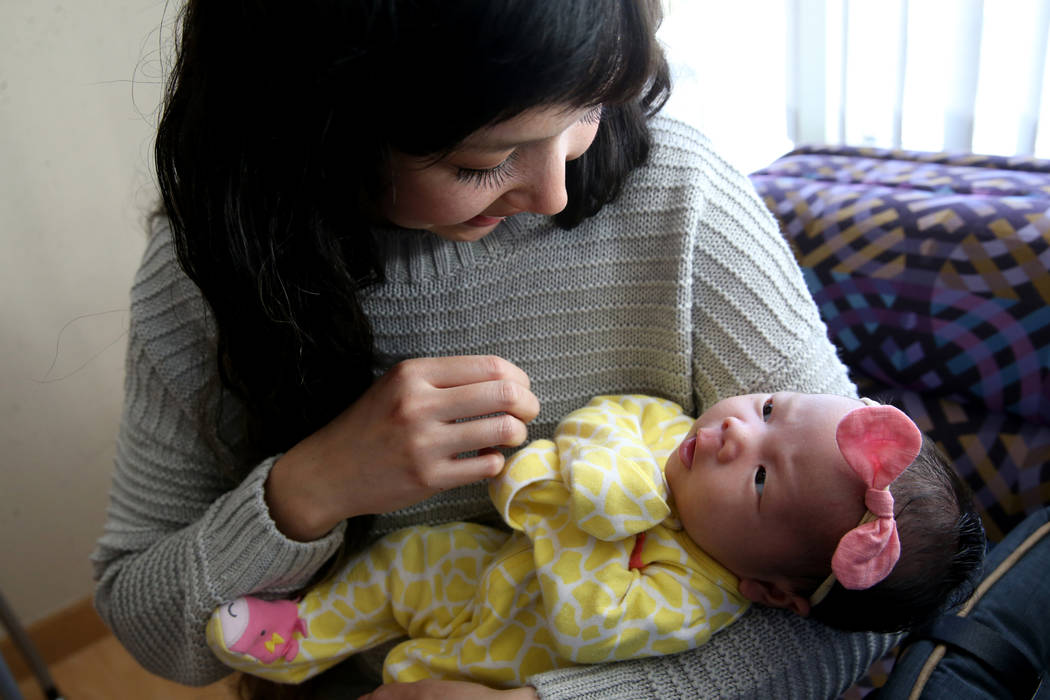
{"left": 529, "top": 609, "right": 900, "bottom": 699}
{"left": 92, "top": 116, "right": 891, "bottom": 696}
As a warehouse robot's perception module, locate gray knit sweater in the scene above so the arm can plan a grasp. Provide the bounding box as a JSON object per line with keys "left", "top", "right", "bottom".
{"left": 92, "top": 117, "right": 896, "bottom": 697}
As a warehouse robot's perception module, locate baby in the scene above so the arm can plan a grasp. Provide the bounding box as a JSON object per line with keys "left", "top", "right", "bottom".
{"left": 207, "top": 393, "right": 984, "bottom": 687}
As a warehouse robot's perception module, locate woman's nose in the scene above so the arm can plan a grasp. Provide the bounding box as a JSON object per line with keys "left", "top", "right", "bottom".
{"left": 503, "top": 146, "right": 569, "bottom": 216}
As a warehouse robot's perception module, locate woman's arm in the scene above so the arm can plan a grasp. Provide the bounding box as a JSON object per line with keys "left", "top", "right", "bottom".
{"left": 94, "top": 227, "right": 542, "bottom": 685}
{"left": 91, "top": 241, "right": 346, "bottom": 685}
{"left": 528, "top": 608, "right": 898, "bottom": 699}
{"left": 683, "top": 126, "right": 856, "bottom": 405}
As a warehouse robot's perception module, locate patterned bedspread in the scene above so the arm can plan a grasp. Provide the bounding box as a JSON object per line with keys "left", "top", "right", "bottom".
{"left": 750, "top": 145, "right": 1050, "bottom": 542}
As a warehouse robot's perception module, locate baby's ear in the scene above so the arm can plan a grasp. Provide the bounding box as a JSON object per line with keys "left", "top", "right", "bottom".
{"left": 738, "top": 578, "right": 812, "bottom": 618}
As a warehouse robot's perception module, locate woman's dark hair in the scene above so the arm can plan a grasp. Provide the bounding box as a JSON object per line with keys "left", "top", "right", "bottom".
{"left": 807, "top": 436, "right": 986, "bottom": 633}
{"left": 155, "top": 0, "right": 670, "bottom": 464}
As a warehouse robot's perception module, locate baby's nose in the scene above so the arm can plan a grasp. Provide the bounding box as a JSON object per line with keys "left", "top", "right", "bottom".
{"left": 716, "top": 417, "right": 742, "bottom": 462}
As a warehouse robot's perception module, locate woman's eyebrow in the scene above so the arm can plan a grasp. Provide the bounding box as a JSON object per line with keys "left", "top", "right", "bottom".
{"left": 460, "top": 108, "right": 596, "bottom": 152}
{"left": 457, "top": 129, "right": 556, "bottom": 151}
{"left": 454, "top": 139, "right": 523, "bottom": 154}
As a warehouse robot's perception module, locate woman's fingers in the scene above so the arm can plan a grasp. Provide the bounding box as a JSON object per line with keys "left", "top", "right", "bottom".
{"left": 447, "top": 410, "right": 531, "bottom": 451}
{"left": 383, "top": 356, "right": 539, "bottom": 425}
{"left": 394, "top": 415, "right": 526, "bottom": 484}
{"left": 411, "top": 354, "right": 531, "bottom": 391}
{"left": 374, "top": 443, "right": 505, "bottom": 494}
{"left": 425, "top": 450, "right": 507, "bottom": 490}
{"left": 435, "top": 379, "right": 540, "bottom": 425}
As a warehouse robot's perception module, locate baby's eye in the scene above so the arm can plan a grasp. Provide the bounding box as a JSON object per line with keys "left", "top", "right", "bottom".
{"left": 754, "top": 465, "right": 766, "bottom": 495}
{"left": 761, "top": 397, "right": 774, "bottom": 421}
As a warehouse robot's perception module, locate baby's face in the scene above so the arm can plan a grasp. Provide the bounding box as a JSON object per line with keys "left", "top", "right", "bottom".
{"left": 664, "top": 392, "right": 868, "bottom": 587}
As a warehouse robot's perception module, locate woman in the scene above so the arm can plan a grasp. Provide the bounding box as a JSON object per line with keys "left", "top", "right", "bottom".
{"left": 93, "top": 1, "right": 894, "bottom": 697}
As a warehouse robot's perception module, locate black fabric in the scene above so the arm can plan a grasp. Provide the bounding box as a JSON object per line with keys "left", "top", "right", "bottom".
{"left": 914, "top": 616, "right": 1041, "bottom": 697}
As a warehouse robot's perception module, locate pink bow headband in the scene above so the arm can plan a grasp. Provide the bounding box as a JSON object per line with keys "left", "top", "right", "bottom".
{"left": 809, "top": 399, "right": 922, "bottom": 607}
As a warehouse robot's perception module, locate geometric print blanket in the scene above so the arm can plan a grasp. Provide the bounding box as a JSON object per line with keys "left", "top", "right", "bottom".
{"left": 750, "top": 145, "right": 1050, "bottom": 543}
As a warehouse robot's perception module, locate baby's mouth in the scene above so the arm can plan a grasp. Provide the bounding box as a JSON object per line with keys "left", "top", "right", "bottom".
{"left": 684, "top": 426, "right": 726, "bottom": 468}
{"left": 678, "top": 436, "right": 697, "bottom": 469}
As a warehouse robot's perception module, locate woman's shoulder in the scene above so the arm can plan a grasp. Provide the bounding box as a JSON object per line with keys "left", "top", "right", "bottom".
{"left": 647, "top": 114, "right": 711, "bottom": 153}
{"left": 646, "top": 116, "right": 735, "bottom": 170}
{"left": 608, "top": 115, "right": 766, "bottom": 223}
{"left": 632, "top": 115, "right": 757, "bottom": 198}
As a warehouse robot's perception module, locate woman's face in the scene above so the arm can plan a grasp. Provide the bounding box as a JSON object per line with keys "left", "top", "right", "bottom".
{"left": 381, "top": 105, "right": 602, "bottom": 241}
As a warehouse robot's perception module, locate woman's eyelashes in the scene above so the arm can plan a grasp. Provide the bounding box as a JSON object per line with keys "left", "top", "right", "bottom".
{"left": 455, "top": 150, "right": 519, "bottom": 189}
{"left": 455, "top": 107, "right": 599, "bottom": 190}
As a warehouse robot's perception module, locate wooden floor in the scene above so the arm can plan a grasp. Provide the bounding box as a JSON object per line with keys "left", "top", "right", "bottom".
{"left": 16, "top": 633, "right": 238, "bottom": 700}
{"left": 12, "top": 631, "right": 886, "bottom": 699}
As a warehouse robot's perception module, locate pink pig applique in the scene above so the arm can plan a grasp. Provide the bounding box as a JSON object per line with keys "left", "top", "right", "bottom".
{"left": 218, "top": 596, "right": 307, "bottom": 664}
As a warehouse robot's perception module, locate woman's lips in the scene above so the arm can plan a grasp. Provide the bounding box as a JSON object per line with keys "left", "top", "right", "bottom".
{"left": 464, "top": 214, "right": 506, "bottom": 228}
{"left": 678, "top": 435, "right": 697, "bottom": 470}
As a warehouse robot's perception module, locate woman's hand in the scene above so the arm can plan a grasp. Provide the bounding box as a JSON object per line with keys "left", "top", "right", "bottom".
{"left": 358, "top": 680, "right": 538, "bottom": 700}
{"left": 265, "top": 355, "right": 540, "bottom": 541}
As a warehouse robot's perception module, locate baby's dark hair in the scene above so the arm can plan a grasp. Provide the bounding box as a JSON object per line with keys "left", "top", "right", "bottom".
{"left": 805, "top": 435, "right": 986, "bottom": 633}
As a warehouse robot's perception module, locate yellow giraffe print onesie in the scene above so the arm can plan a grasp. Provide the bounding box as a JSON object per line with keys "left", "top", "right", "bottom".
{"left": 206, "top": 395, "right": 750, "bottom": 687}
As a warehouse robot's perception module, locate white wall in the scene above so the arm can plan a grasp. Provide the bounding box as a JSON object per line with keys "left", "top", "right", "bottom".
{"left": 1, "top": 1, "right": 166, "bottom": 629}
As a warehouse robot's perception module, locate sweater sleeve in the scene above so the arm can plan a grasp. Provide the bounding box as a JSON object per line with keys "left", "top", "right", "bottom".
{"left": 680, "top": 122, "right": 857, "bottom": 405}
{"left": 529, "top": 607, "right": 900, "bottom": 699}
{"left": 90, "top": 229, "right": 346, "bottom": 686}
